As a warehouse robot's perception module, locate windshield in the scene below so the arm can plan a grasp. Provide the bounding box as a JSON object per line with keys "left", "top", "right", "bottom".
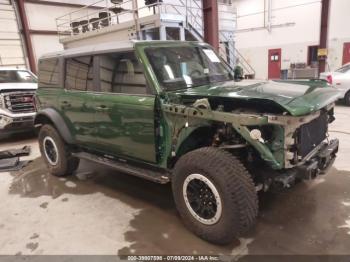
{"left": 145, "top": 45, "right": 233, "bottom": 90}
{"left": 0, "top": 70, "right": 37, "bottom": 83}
{"left": 336, "top": 64, "right": 350, "bottom": 73}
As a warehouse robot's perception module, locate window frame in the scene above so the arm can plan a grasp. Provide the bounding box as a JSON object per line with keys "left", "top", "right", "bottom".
{"left": 38, "top": 57, "right": 64, "bottom": 88}
{"left": 93, "top": 51, "right": 154, "bottom": 96}
{"left": 143, "top": 44, "right": 234, "bottom": 91}
{"left": 61, "top": 50, "right": 155, "bottom": 96}
{"left": 64, "top": 55, "right": 96, "bottom": 92}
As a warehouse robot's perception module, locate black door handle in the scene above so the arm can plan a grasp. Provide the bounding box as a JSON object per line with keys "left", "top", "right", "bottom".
{"left": 96, "top": 105, "right": 109, "bottom": 111}
{"left": 61, "top": 100, "right": 71, "bottom": 108}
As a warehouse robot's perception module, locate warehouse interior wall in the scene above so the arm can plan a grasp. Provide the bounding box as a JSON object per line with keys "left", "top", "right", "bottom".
{"left": 24, "top": 1, "right": 97, "bottom": 66}
{"left": 14, "top": 0, "right": 350, "bottom": 77}
{"left": 234, "top": 0, "right": 350, "bottom": 79}
{"left": 0, "top": 0, "right": 27, "bottom": 68}
{"left": 21, "top": 0, "right": 204, "bottom": 71}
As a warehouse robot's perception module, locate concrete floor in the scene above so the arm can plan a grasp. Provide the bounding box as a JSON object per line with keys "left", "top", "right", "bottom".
{"left": 0, "top": 106, "right": 350, "bottom": 257}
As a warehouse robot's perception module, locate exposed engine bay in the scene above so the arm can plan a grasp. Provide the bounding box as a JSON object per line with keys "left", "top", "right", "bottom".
{"left": 163, "top": 97, "right": 338, "bottom": 190}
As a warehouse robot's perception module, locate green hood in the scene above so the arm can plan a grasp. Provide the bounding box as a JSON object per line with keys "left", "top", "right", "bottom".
{"left": 174, "top": 80, "right": 341, "bottom": 116}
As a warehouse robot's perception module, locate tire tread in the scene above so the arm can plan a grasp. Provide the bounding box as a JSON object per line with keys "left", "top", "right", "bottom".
{"left": 172, "top": 147, "right": 258, "bottom": 244}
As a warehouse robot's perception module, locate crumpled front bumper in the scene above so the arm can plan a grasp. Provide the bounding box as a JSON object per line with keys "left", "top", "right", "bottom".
{"left": 273, "top": 139, "right": 339, "bottom": 188}
{"left": 296, "top": 139, "right": 339, "bottom": 179}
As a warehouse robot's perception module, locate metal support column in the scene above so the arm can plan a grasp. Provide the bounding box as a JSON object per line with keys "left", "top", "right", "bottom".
{"left": 318, "top": 0, "right": 330, "bottom": 74}
{"left": 15, "top": 0, "right": 36, "bottom": 73}
{"left": 202, "top": 0, "right": 219, "bottom": 50}
{"left": 159, "top": 25, "right": 167, "bottom": 40}
{"left": 228, "top": 40, "right": 235, "bottom": 69}
{"left": 180, "top": 27, "right": 185, "bottom": 41}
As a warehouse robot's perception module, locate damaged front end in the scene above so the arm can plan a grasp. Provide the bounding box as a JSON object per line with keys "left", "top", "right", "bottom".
{"left": 266, "top": 104, "right": 338, "bottom": 189}
{"left": 268, "top": 103, "right": 336, "bottom": 166}
{"left": 161, "top": 95, "right": 339, "bottom": 191}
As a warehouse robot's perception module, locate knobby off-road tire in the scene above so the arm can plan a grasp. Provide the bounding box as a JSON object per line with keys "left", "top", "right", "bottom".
{"left": 172, "top": 147, "right": 258, "bottom": 245}
{"left": 38, "top": 124, "right": 79, "bottom": 177}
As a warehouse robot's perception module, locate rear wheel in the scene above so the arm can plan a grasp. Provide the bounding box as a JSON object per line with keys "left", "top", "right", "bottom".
{"left": 172, "top": 147, "right": 258, "bottom": 245}
{"left": 38, "top": 124, "right": 79, "bottom": 177}
{"left": 345, "top": 91, "right": 350, "bottom": 106}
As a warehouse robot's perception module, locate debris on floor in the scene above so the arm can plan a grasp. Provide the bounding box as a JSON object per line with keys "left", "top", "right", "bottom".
{"left": 0, "top": 146, "right": 31, "bottom": 172}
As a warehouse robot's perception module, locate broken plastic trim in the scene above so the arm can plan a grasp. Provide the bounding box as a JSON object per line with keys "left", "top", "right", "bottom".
{"left": 163, "top": 102, "right": 335, "bottom": 170}
{"left": 0, "top": 146, "right": 31, "bottom": 172}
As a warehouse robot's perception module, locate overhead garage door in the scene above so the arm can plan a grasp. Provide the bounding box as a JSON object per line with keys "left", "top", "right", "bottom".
{"left": 0, "top": 0, "right": 27, "bottom": 68}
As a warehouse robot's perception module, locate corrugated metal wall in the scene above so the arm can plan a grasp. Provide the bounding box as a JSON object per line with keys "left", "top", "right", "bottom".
{"left": 0, "top": 0, "right": 27, "bottom": 68}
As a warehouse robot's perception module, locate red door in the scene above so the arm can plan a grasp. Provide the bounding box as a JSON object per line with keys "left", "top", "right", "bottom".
{"left": 343, "top": 43, "right": 350, "bottom": 65}
{"left": 268, "top": 48, "right": 282, "bottom": 79}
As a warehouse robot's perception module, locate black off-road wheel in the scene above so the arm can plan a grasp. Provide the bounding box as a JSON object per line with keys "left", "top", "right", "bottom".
{"left": 345, "top": 91, "right": 350, "bottom": 106}
{"left": 38, "top": 124, "right": 79, "bottom": 177}
{"left": 172, "top": 147, "right": 258, "bottom": 245}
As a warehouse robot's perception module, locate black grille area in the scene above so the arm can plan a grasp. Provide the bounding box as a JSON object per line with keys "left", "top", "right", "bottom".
{"left": 297, "top": 113, "right": 328, "bottom": 158}
{"left": 4, "top": 92, "right": 36, "bottom": 113}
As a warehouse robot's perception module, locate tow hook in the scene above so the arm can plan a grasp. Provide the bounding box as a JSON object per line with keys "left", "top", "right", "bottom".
{"left": 301, "top": 160, "right": 320, "bottom": 180}
{"left": 274, "top": 172, "right": 296, "bottom": 188}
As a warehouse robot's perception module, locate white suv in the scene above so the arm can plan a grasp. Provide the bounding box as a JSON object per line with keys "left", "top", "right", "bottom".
{"left": 0, "top": 68, "right": 37, "bottom": 137}
{"left": 320, "top": 63, "right": 350, "bottom": 105}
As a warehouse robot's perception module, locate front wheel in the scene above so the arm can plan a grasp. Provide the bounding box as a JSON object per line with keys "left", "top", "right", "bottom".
{"left": 172, "top": 147, "right": 258, "bottom": 245}
{"left": 38, "top": 124, "right": 79, "bottom": 177}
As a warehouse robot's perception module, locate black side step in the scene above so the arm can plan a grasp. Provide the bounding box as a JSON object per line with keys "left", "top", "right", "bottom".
{"left": 73, "top": 152, "right": 170, "bottom": 184}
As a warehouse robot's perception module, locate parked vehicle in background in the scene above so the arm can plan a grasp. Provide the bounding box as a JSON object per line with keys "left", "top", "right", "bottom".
{"left": 35, "top": 41, "right": 340, "bottom": 245}
{"left": 320, "top": 63, "right": 350, "bottom": 105}
{"left": 0, "top": 68, "right": 37, "bottom": 137}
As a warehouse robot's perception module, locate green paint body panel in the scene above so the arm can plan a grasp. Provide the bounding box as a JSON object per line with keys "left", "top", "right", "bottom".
{"left": 36, "top": 41, "right": 341, "bottom": 172}
{"left": 58, "top": 90, "right": 97, "bottom": 147}
{"left": 170, "top": 79, "right": 340, "bottom": 116}
{"left": 93, "top": 93, "right": 157, "bottom": 163}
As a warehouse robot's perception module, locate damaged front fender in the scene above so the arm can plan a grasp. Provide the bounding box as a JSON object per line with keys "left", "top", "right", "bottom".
{"left": 162, "top": 101, "right": 283, "bottom": 170}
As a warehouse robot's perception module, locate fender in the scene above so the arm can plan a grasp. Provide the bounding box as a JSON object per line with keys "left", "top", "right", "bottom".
{"left": 34, "top": 108, "right": 75, "bottom": 144}
{"left": 175, "top": 125, "right": 213, "bottom": 158}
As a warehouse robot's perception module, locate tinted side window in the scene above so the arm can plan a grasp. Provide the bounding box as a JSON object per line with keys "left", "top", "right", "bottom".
{"left": 65, "top": 56, "right": 94, "bottom": 91}
{"left": 38, "top": 58, "right": 60, "bottom": 88}
{"left": 98, "top": 52, "right": 148, "bottom": 94}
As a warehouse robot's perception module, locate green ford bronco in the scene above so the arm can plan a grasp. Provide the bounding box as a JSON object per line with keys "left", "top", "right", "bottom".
{"left": 35, "top": 41, "right": 340, "bottom": 244}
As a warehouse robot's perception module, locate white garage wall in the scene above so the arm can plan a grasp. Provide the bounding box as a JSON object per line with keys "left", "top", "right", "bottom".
{"left": 25, "top": 3, "right": 82, "bottom": 31}
{"left": 0, "top": 0, "right": 27, "bottom": 68}
{"left": 234, "top": 0, "right": 350, "bottom": 79}
{"left": 327, "top": 0, "right": 350, "bottom": 70}
{"left": 31, "top": 34, "right": 62, "bottom": 62}
{"left": 24, "top": 1, "right": 99, "bottom": 63}
{"left": 24, "top": 0, "right": 204, "bottom": 67}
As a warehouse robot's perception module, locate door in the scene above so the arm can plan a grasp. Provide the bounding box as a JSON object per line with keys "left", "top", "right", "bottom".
{"left": 342, "top": 42, "right": 350, "bottom": 65}
{"left": 268, "top": 48, "right": 282, "bottom": 79}
{"left": 59, "top": 55, "right": 97, "bottom": 147}
{"left": 93, "top": 52, "right": 157, "bottom": 163}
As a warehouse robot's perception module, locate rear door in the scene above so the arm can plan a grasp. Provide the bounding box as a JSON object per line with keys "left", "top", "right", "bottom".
{"left": 58, "top": 55, "right": 97, "bottom": 147}
{"left": 268, "top": 48, "right": 282, "bottom": 79}
{"left": 93, "top": 51, "right": 157, "bottom": 163}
